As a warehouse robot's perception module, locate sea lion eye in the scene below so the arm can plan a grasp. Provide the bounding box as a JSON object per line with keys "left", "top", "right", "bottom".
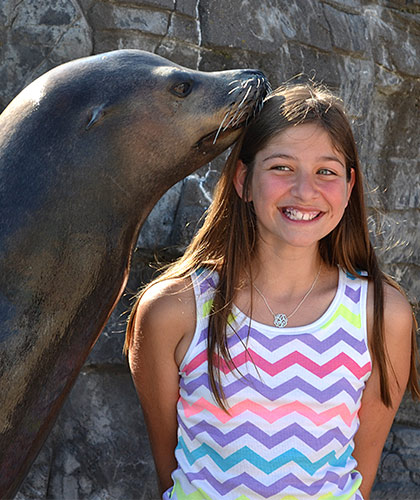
{"left": 170, "top": 81, "right": 192, "bottom": 98}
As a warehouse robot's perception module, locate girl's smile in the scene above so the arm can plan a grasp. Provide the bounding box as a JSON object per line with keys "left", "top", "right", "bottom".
{"left": 235, "top": 122, "right": 355, "bottom": 250}
{"left": 281, "top": 207, "right": 322, "bottom": 221}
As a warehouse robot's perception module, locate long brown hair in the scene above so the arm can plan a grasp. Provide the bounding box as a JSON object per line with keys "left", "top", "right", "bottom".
{"left": 125, "top": 82, "right": 420, "bottom": 409}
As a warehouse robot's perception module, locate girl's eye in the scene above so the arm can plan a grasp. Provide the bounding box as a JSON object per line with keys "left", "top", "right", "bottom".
{"left": 272, "top": 165, "right": 291, "bottom": 171}
{"left": 318, "top": 168, "right": 335, "bottom": 176}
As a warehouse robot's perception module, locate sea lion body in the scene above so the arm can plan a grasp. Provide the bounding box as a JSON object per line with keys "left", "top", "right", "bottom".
{"left": 0, "top": 49, "right": 269, "bottom": 498}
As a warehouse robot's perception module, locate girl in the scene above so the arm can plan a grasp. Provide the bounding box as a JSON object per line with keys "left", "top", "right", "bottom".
{"left": 125, "top": 83, "right": 419, "bottom": 500}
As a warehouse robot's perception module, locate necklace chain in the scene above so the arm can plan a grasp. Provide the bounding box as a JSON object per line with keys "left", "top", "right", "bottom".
{"left": 252, "top": 264, "right": 322, "bottom": 328}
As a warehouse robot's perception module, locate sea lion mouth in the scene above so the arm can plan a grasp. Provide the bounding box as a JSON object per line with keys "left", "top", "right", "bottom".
{"left": 194, "top": 72, "right": 270, "bottom": 150}
{"left": 194, "top": 125, "right": 240, "bottom": 150}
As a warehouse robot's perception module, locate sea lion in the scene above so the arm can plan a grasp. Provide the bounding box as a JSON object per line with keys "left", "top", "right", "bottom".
{"left": 0, "top": 49, "right": 269, "bottom": 498}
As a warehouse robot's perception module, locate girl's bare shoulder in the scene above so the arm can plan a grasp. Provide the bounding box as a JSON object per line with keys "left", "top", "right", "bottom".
{"left": 382, "top": 282, "right": 413, "bottom": 334}
{"left": 135, "top": 276, "right": 196, "bottom": 336}
{"left": 367, "top": 279, "right": 413, "bottom": 342}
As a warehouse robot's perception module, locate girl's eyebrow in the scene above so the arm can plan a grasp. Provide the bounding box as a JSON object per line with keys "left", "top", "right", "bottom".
{"left": 263, "top": 153, "right": 345, "bottom": 169}
{"left": 262, "top": 153, "right": 295, "bottom": 162}
{"left": 318, "top": 155, "right": 346, "bottom": 169}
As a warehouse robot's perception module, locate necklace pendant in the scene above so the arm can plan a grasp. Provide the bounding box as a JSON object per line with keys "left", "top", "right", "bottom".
{"left": 273, "top": 313, "right": 288, "bottom": 328}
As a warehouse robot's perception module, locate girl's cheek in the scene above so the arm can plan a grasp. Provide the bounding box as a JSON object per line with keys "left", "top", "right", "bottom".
{"left": 265, "top": 176, "right": 290, "bottom": 194}
{"left": 252, "top": 175, "right": 279, "bottom": 200}
{"left": 319, "top": 180, "right": 349, "bottom": 201}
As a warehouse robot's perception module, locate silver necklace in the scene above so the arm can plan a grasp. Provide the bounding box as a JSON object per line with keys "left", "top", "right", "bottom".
{"left": 252, "top": 264, "right": 322, "bottom": 328}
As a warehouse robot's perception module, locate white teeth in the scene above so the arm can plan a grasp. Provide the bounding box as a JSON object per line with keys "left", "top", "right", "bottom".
{"left": 283, "top": 208, "right": 320, "bottom": 221}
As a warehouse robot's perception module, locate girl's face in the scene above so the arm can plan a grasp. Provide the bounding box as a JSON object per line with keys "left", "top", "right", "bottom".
{"left": 234, "top": 123, "right": 355, "bottom": 252}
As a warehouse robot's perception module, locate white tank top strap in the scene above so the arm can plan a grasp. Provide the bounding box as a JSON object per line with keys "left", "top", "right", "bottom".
{"left": 179, "top": 268, "right": 218, "bottom": 373}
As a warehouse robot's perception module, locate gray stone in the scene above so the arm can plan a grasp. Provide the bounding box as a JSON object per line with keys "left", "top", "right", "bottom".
{"left": 170, "top": 173, "right": 214, "bottom": 249}
{"left": 375, "top": 64, "right": 404, "bottom": 96}
{"left": 372, "top": 425, "right": 420, "bottom": 498}
{"left": 137, "top": 181, "right": 183, "bottom": 250}
{"left": 374, "top": 210, "right": 420, "bottom": 265}
{"left": 94, "top": 30, "right": 160, "bottom": 54}
{"left": 167, "top": 11, "right": 199, "bottom": 44}
{"left": 361, "top": 80, "right": 420, "bottom": 196}
{"left": 169, "top": 152, "right": 229, "bottom": 249}
{"left": 383, "top": 263, "right": 420, "bottom": 305}
{"left": 156, "top": 38, "right": 201, "bottom": 68}
{"left": 200, "top": 0, "right": 287, "bottom": 53}
{"left": 394, "top": 426, "right": 420, "bottom": 461}
{"left": 0, "top": 1, "right": 12, "bottom": 25}
{"left": 323, "top": 4, "right": 370, "bottom": 55}
{"left": 176, "top": 0, "right": 198, "bottom": 18}
{"left": 172, "top": 177, "right": 206, "bottom": 248}
{"left": 198, "top": 45, "right": 285, "bottom": 85}
{"left": 371, "top": 487, "right": 420, "bottom": 500}
{"left": 383, "top": 163, "right": 420, "bottom": 211}
{"left": 48, "top": 17, "right": 93, "bottom": 65}
{"left": 395, "top": 392, "right": 420, "bottom": 428}
{"left": 86, "top": 250, "right": 162, "bottom": 366}
{"left": 337, "top": 57, "right": 375, "bottom": 120}
{"left": 19, "top": 370, "right": 158, "bottom": 499}
{"left": 377, "top": 451, "right": 411, "bottom": 483}
{"left": 321, "top": 0, "right": 362, "bottom": 12}
{"left": 284, "top": 43, "right": 343, "bottom": 88}
{"left": 371, "top": 425, "right": 414, "bottom": 496}
{"left": 15, "top": 444, "right": 52, "bottom": 500}
{"left": 364, "top": 6, "right": 420, "bottom": 76}
{"left": 0, "top": 0, "right": 92, "bottom": 110}
{"left": 288, "top": 0, "right": 333, "bottom": 50}
{"left": 120, "top": 0, "right": 175, "bottom": 9}
{"left": 77, "top": 0, "right": 96, "bottom": 13}
{"left": 88, "top": 2, "right": 169, "bottom": 36}
{"left": 198, "top": 0, "right": 333, "bottom": 53}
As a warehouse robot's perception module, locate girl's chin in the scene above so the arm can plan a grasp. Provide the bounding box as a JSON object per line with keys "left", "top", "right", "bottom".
{"left": 257, "top": 234, "right": 323, "bottom": 251}
{"left": 256, "top": 221, "right": 337, "bottom": 250}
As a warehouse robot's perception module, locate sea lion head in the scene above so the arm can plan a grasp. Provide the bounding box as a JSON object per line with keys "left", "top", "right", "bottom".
{"left": 3, "top": 50, "right": 269, "bottom": 213}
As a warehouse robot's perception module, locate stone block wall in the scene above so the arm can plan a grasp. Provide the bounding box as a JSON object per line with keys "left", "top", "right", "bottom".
{"left": 1, "top": 0, "right": 419, "bottom": 498}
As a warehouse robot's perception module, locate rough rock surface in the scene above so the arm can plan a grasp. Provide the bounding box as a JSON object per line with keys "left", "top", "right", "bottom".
{"left": 1, "top": 0, "right": 419, "bottom": 498}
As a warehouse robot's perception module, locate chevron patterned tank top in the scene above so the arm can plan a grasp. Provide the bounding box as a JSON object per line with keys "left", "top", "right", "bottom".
{"left": 162, "top": 267, "right": 371, "bottom": 500}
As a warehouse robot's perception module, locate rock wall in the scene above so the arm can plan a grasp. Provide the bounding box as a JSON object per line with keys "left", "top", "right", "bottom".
{"left": 1, "top": 0, "right": 419, "bottom": 498}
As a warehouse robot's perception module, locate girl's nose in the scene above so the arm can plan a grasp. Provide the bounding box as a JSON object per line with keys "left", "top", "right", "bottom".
{"left": 290, "top": 171, "right": 319, "bottom": 200}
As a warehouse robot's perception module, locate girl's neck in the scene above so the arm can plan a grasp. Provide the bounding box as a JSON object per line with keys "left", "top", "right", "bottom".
{"left": 249, "top": 243, "right": 323, "bottom": 298}
{"left": 234, "top": 242, "right": 338, "bottom": 329}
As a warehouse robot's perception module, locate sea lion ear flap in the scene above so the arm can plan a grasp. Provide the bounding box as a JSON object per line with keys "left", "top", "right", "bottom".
{"left": 85, "top": 104, "right": 107, "bottom": 131}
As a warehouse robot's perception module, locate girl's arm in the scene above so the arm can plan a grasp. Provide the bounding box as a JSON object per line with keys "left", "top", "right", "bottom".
{"left": 353, "top": 283, "right": 413, "bottom": 500}
{"left": 127, "top": 278, "right": 196, "bottom": 496}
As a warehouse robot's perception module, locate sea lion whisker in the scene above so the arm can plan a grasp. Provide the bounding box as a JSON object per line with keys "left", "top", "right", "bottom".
{"left": 236, "top": 86, "right": 252, "bottom": 111}
{"left": 212, "top": 111, "right": 230, "bottom": 145}
{"left": 223, "top": 107, "right": 245, "bottom": 130}
{"left": 231, "top": 110, "right": 247, "bottom": 127}
{"left": 222, "top": 114, "right": 237, "bottom": 131}
{"left": 241, "top": 77, "right": 254, "bottom": 88}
